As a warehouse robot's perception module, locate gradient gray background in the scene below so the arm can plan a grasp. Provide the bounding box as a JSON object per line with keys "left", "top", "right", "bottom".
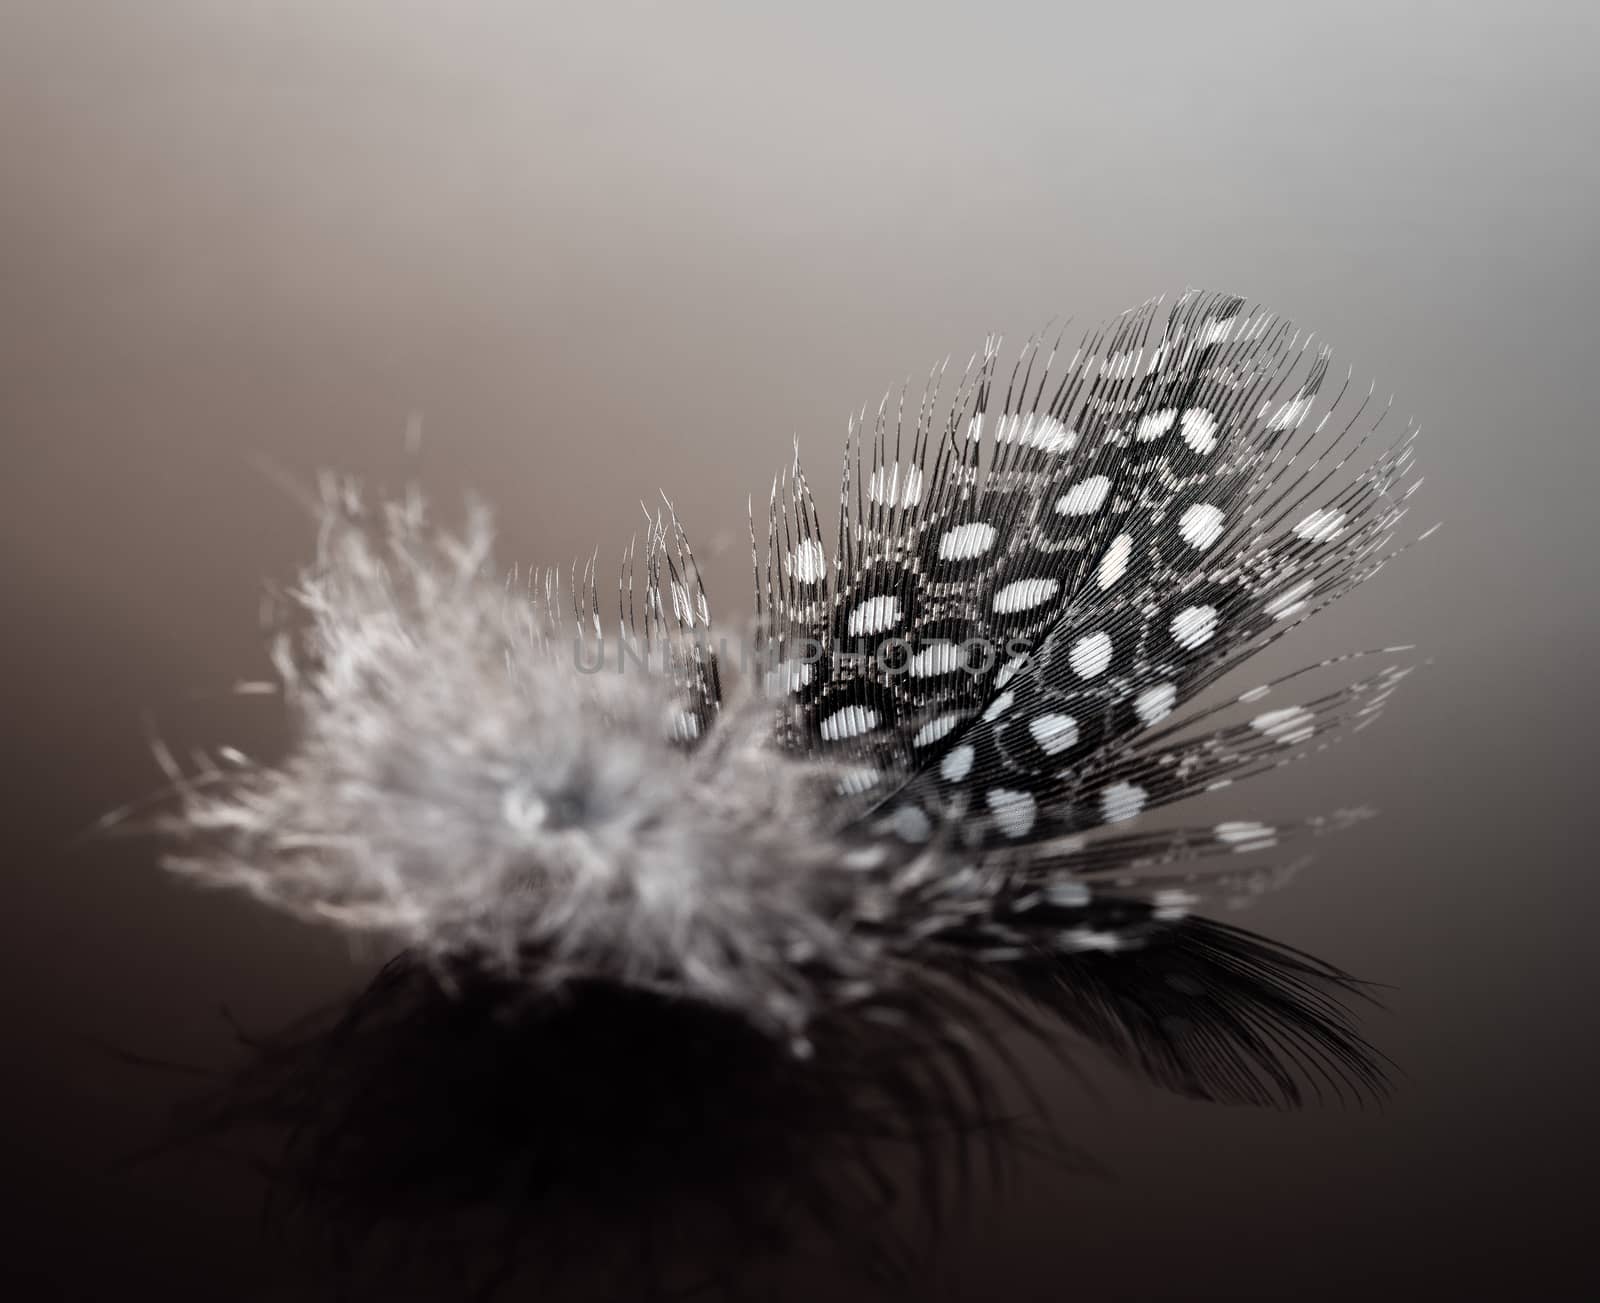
{"left": 2, "top": 1, "right": 1596, "bottom": 1298}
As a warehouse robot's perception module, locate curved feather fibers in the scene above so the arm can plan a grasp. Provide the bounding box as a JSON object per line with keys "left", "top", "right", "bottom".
{"left": 154, "top": 291, "right": 1426, "bottom": 1103}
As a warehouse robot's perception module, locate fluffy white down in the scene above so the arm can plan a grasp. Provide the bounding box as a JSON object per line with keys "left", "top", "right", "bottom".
{"left": 158, "top": 486, "right": 893, "bottom": 1035}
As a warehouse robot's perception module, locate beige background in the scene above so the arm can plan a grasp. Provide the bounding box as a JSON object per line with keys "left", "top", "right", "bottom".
{"left": 2, "top": 1, "right": 1596, "bottom": 1297}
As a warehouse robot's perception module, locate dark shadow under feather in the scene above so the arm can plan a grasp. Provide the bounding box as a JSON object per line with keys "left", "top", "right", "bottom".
{"left": 123, "top": 916, "right": 1386, "bottom": 1299}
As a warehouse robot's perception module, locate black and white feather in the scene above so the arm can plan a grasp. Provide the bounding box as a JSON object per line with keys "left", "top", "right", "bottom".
{"left": 157, "top": 289, "right": 1427, "bottom": 1102}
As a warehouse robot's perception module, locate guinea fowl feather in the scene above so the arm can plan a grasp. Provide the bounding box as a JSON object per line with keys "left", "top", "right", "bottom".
{"left": 154, "top": 289, "right": 1427, "bottom": 1099}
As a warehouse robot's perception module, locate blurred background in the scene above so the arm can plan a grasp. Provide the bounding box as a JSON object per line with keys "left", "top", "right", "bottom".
{"left": 2, "top": 1, "right": 1596, "bottom": 1297}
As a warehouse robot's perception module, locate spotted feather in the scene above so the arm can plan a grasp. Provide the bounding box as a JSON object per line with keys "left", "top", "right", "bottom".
{"left": 753, "top": 288, "right": 1426, "bottom": 948}
{"left": 153, "top": 289, "right": 1428, "bottom": 1091}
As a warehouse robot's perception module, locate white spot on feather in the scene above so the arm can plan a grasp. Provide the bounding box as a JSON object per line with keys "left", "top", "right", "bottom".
{"left": 847, "top": 595, "right": 901, "bottom": 636}
{"left": 1265, "top": 578, "right": 1314, "bottom": 621}
{"left": 1029, "top": 416, "right": 1076, "bottom": 452}
{"left": 889, "top": 805, "right": 932, "bottom": 843}
{"left": 867, "top": 464, "right": 923, "bottom": 507}
{"left": 902, "top": 465, "right": 923, "bottom": 505}
{"left": 1029, "top": 713, "right": 1079, "bottom": 754}
{"left": 1097, "top": 533, "right": 1133, "bottom": 589}
{"left": 1136, "top": 408, "right": 1178, "bottom": 441}
{"left": 1251, "top": 706, "right": 1315, "bottom": 744}
{"left": 982, "top": 690, "right": 1016, "bottom": 722}
{"left": 993, "top": 577, "right": 1059, "bottom": 613}
{"left": 913, "top": 714, "right": 962, "bottom": 747}
{"left": 910, "top": 642, "right": 964, "bottom": 678}
{"left": 1068, "top": 631, "right": 1113, "bottom": 678}
{"left": 938, "top": 522, "right": 998, "bottom": 560}
{"left": 787, "top": 539, "right": 827, "bottom": 583}
{"left": 1268, "top": 390, "right": 1314, "bottom": 431}
{"left": 1178, "top": 503, "right": 1225, "bottom": 550}
{"left": 1170, "top": 604, "right": 1219, "bottom": 649}
{"left": 1293, "top": 508, "right": 1347, "bottom": 543}
{"left": 1099, "top": 781, "right": 1148, "bottom": 824}
{"left": 986, "top": 788, "right": 1038, "bottom": 839}
{"left": 1055, "top": 475, "right": 1111, "bottom": 516}
{"left": 834, "top": 765, "right": 883, "bottom": 795}
{"left": 993, "top": 655, "right": 1028, "bottom": 689}
{"left": 820, "top": 705, "right": 879, "bottom": 741}
{"left": 1179, "top": 408, "right": 1219, "bottom": 453}
{"left": 1215, "top": 821, "right": 1278, "bottom": 850}
{"left": 941, "top": 744, "right": 975, "bottom": 782}
{"left": 1134, "top": 682, "right": 1177, "bottom": 726}
{"left": 764, "top": 660, "right": 813, "bottom": 694}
